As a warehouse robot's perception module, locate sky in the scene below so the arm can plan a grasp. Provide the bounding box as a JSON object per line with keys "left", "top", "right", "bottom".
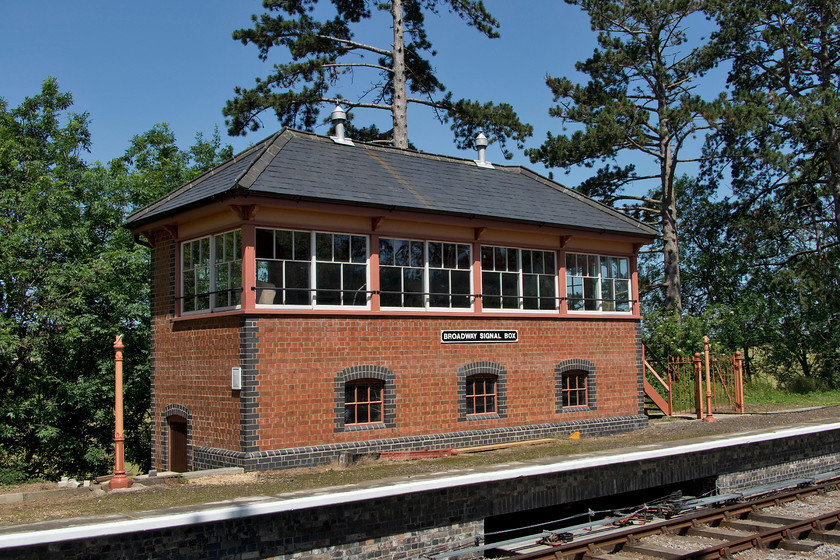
{"left": 1, "top": 1, "right": 602, "bottom": 185}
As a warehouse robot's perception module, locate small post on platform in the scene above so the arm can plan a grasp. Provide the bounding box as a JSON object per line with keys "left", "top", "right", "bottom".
{"left": 734, "top": 351, "right": 745, "bottom": 413}
{"left": 693, "top": 353, "right": 703, "bottom": 419}
{"left": 703, "top": 336, "right": 715, "bottom": 422}
{"left": 111, "top": 335, "right": 132, "bottom": 489}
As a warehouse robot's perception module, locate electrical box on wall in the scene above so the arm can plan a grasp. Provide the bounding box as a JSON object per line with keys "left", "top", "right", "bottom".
{"left": 231, "top": 367, "right": 242, "bottom": 390}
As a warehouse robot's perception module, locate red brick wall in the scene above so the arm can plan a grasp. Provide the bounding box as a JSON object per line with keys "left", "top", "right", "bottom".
{"left": 149, "top": 237, "right": 643, "bottom": 463}
{"left": 253, "top": 316, "right": 641, "bottom": 450}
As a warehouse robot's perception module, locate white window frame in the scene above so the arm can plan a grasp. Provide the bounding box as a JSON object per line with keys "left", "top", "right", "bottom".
{"left": 255, "top": 228, "right": 370, "bottom": 309}
{"left": 565, "top": 252, "right": 631, "bottom": 313}
{"left": 378, "top": 237, "right": 473, "bottom": 311}
{"left": 480, "top": 245, "right": 559, "bottom": 312}
{"left": 180, "top": 229, "right": 242, "bottom": 315}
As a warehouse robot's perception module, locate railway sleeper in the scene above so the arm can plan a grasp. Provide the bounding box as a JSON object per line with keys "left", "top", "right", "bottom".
{"left": 810, "top": 528, "right": 840, "bottom": 545}
{"left": 778, "top": 538, "right": 824, "bottom": 552}
{"left": 747, "top": 513, "right": 805, "bottom": 525}
{"left": 621, "top": 541, "right": 687, "bottom": 559}
{"left": 722, "top": 518, "right": 779, "bottom": 533}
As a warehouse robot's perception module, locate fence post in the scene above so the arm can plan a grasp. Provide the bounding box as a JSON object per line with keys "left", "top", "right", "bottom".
{"left": 703, "top": 336, "right": 715, "bottom": 422}
{"left": 734, "top": 350, "right": 745, "bottom": 413}
{"left": 693, "top": 352, "right": 703, "bottom": 419}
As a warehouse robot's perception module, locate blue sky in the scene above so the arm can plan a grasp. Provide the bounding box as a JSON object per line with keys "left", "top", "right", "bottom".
{"left": 2, "top": 1, "right": 601, "bottom": 184}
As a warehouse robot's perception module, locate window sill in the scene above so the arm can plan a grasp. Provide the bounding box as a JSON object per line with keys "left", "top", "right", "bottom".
{"left": 342, "top": 423, "right": 387, "bottom": 432}
{"left": 465, "top": 413, "right": 500, "bottom": 421}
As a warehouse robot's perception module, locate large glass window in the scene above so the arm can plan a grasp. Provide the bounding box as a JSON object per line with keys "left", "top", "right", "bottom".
{"left": 378, "top": 238, "right": 471, "bottom": 309}
{"left": 481, "top": 245, "right": 557, "bottom": 310}
{"left": 566, "top": 253, "right": 630, "bottom": 312}
{"left": 255, "top": 228, "right": 368, "bottom": 307}
{"left": 181, "top": 230, "right": 242, "bottom": 313}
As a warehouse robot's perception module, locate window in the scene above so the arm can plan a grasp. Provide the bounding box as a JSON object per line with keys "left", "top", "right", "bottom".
{"left": 181, "top": 230, "right": 242, "bottom": 313}
{"left": 565, "top": 253, "right": 630, "bottom": 312}
{"left": 466, "top": 375, "right": 497, "bottom": 415}
{"left": 379, "top": 238, "right": 472, "bottom": 309}
{"left": 344, "top": 380, "right": 384, "bottom": 425}
{"left": 255, "top": 228, "right": 368, "bottom": 307}
{"left": 561, "top": 372, "right": 588, "bottom": 408}
{"left": 481, "top": 245, "right": 557, "bottom": 310}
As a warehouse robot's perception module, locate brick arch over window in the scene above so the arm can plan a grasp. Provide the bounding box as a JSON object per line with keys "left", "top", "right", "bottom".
{"left": 457, "top": 361, "right": 508, "bottom": 421}
{"left": 555, "top": 359, "right": 597, "bottom": 413}
{"left": 334, "top": 365, "right": 396, "bottom": 431}
{"left": 160, "top": 404, "right": 192, "bottom": 471}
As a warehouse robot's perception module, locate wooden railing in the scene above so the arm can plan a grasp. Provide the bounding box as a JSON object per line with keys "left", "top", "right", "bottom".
{"left": 643, "top": 338, "right": 744, "bottom": 419}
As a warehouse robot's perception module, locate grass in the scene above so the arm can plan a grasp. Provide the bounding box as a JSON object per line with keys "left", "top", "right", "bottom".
{"left": 744, "top": 379, "right": 840, "bottom": 408}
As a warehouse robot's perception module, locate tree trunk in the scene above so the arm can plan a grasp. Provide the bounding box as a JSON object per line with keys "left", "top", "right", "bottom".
{"left": 390, "top": 0, "right": 409, "bottom": 149}
{"left": 660, "top": 143, "right": 682, "bottom": 313}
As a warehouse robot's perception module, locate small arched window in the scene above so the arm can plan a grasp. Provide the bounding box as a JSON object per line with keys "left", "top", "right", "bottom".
{"left": 466, "top": 375, "right": 497, "bottom": 416}
{"left": 344, "top": 379, "right": 384, "bottom": 425}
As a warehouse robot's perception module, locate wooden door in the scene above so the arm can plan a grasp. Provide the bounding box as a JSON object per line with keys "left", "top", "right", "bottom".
{"left": 168, "top": 416, "right": 188, "bottom": 472}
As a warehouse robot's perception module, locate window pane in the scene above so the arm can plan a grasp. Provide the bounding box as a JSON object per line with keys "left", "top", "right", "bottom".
{"left": 255, "top": 229, "right": 273, "bottom": 259}
{"left": 502, "top": 272, "right": 519, "bottom": 309}
{"left": 351, "top": 235, "right": 367, "bottom": 263}
{"left": 458, "top": 244, "right": 471, "bottom": 269}
{"left": 316, "top": 233, "right": 332, "bottom": 261}
{"left": 316, "top": 262, "right": 341, "bottom": 305}
{"left": 403, "top": 267, "right": 423, "bottom": 307}
{"left": 294, "top": 231, "right": 310, "bottom": 260}
{"left": 379, "top": 238, "right": 394, "bottom": 265}
{"left": 428, "top": 242, "right": 442, "bottom": 268}
{"left": 370, "top": 402, "right": 382, "bottom": 423}
{"left": 544, "top": 252, "right": 556, "bottom": 275}
{"left": 481, "top": 245, "right": 493, "bottom": 270}
{"left": 429, "top": 268, "right": 448, "bottom": 307}
{"left": 451, "top": 271, "right": 471, "bottom": 308}
{"left": 343, "top": 264, "right": 367, "bottom": 306}
{"left": 443, "top": 243, "right": 456, "bottom": 269}
{"left": 380, "top": 267, "right": 401, "bottom": 307}
{"left": 587, "top": 255, "right": 599, "bottom": 277}
{"left": 539, "top": 274, "right": 556, "bottom": 310}
{"left": 285, "top": 262, "right": 310, "bottom": 304}
{"left": 495, "top": 247, "right": 506, "bottom": 271}
{"left": 523, "top": 275, "right": 538, "bottom": 310}
{"left": 410, "top": 241, "right": 423, "bottom": 267}
{"left": 584, "top": 277, "right": 599, "bottom": 310}
{"left": 618, "top": 257, "right": 629, "bottom": 279}
{"left": 334, "top": 234, "right": 349, "bottom": 262}
{"left": 482, "top": 272, "right": 501, "bottom": 308}
{"left": 616, "top": 279, "right": 630, "bottom": 312}
{"left": 394, "top": 239, "right": 409, "bottom": 266}
{"left": 275, "top": 230, "right": 293, "bottom": 260}
{"left": 522, "top": 250, "right": 532, "bottom": 273}
{"left": 566, "top": 253, "right": 579, "bottom": 277}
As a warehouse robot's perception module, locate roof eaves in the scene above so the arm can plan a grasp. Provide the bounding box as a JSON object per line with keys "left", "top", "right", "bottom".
{"left": 514, "top": 166, "right": 659, "bottom": 238}
{"left": 124, "top": 131, "right": 283, "bottom": 229}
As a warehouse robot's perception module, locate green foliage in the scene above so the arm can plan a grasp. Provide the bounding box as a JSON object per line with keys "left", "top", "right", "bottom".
{"left": 224, "top": 0, "right": 532, "bottom": 156}
{"left": 702, "top": 0, "right": 840, "bottom": 386}
{"left": 528, "top": 0, "right": 725, "bottom": 311}
{"left": 0, "top": 79, "right": 232, "bottom": 481}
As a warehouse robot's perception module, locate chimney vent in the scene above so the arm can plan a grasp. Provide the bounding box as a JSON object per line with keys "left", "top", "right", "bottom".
{"left": 330, "top": 105, "right": 354, "bottom": 146}
{"left": 474, "top": 132, "right": 493, "bottom": 169}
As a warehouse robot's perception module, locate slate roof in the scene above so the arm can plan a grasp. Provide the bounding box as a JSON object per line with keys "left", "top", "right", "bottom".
{"left": 125, "top": 129, "right": 658, "bottom": 239}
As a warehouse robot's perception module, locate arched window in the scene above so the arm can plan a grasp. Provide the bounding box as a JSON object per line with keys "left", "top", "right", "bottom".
{"left": 344, "top": 379, "right": 384, "bottom": 425}
{"left": 555, "top": 359, "right": 597, "bottom": 413}
{"left": 466, "top": 375, "right": 497, "bottom": 415}
{"left": 457, "top": 362, "right": 508, "bottom": 421}
{"left": 334, "top": 365, "right": 396, "bottom": 431}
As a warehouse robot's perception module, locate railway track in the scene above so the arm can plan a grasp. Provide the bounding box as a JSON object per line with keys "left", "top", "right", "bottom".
{"left": 488, "top": 478, "right": 840, "bottom": 560}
